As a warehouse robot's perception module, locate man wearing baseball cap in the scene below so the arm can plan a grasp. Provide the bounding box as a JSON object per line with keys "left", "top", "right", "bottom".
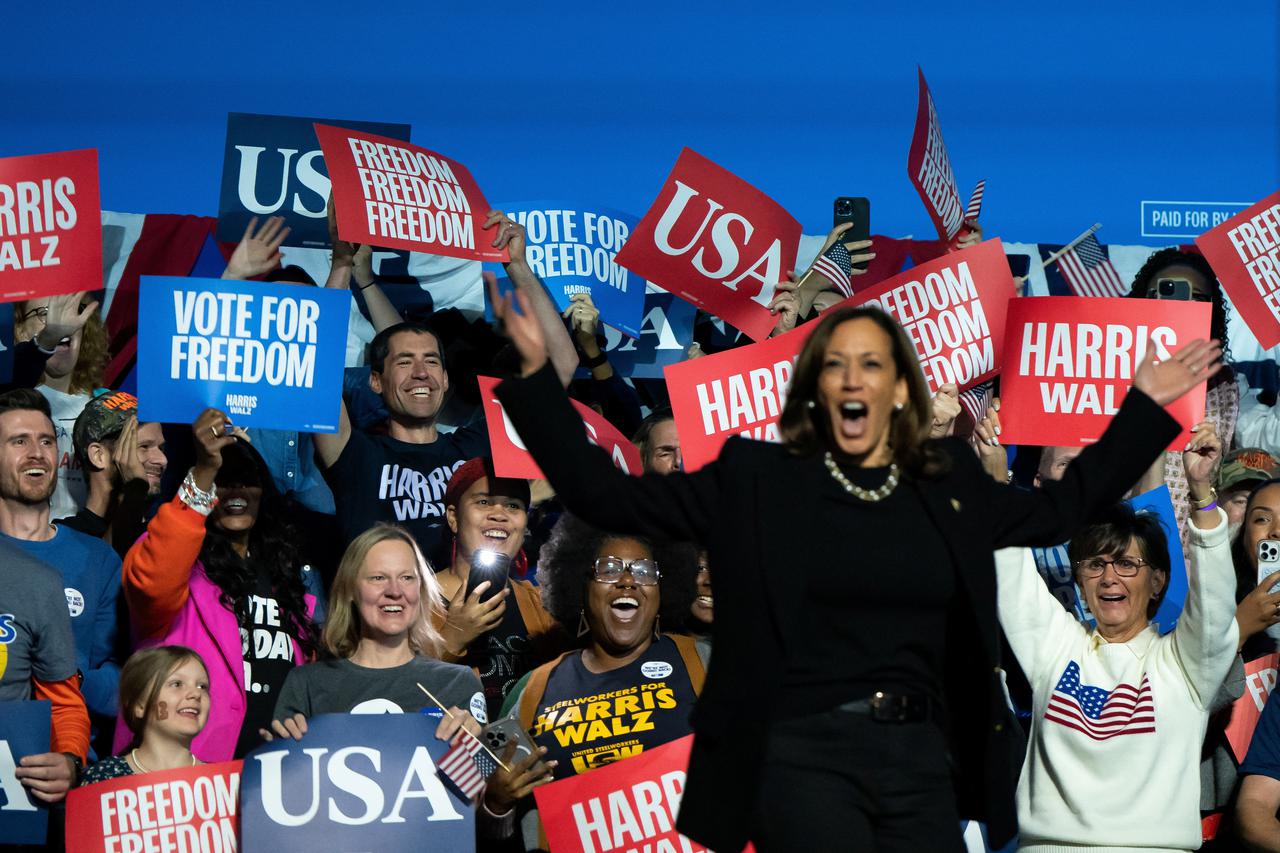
{"left": 60, "top": 390, "right": 168, "bottom": 558}
{"left": 1218, "top": 447, "right": 1280, "bottom": 536}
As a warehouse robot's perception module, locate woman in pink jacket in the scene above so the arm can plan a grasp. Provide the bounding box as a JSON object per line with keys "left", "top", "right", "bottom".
{"left": 119, "top": 409, "right": 322, "bottom": 761}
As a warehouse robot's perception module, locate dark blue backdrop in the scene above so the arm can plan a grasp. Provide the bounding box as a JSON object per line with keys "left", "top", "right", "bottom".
{"left": 4, "top": 2, "right": 1277, "bottom": 246}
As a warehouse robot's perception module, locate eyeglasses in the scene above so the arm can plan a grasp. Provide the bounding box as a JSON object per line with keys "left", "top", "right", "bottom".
{"left": 592, "top": 556, "right": 660, "bottom": 586}
{"left": 1074, "top": 556, "right": 1150, "bottom": 578}
{"left": 18, "top": 304, "right": 90, "bottom": 323}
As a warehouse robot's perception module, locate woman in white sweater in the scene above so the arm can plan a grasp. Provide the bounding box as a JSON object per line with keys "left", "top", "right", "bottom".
{"left": 997, "top": 422, "right": 1238, "bottom": 852}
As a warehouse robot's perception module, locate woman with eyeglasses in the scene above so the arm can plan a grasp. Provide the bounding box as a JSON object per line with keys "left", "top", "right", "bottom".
{"left": 480, "top": 513, "right": 701, "bottom": 847}
{"left": 995, "top": 422, "right": 1237, "bottom": 851}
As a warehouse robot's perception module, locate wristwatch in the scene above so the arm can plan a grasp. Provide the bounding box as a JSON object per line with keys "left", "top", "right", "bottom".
{"left": 63, "top": 752, "right": 83, "bottom": 784}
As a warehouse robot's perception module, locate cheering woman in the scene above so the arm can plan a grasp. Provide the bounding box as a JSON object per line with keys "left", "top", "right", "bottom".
{"left": 490, "top": 279, "right": 1219, "bottom": 852}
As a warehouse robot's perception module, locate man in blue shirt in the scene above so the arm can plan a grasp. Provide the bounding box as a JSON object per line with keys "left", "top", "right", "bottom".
{"left": 0, "top": 388, "right": 124, "bottom": 760}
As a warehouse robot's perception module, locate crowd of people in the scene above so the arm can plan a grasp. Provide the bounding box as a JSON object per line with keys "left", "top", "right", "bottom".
{"left": 6, "top": 191, "right": 1280, "bottom": 853}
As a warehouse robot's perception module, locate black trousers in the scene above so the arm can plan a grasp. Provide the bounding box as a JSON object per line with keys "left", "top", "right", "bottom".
{"left": 750, "top": 707, "right": 966, "bottom": 853}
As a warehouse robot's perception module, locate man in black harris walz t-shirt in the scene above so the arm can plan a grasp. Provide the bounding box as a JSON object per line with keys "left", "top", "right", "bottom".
{"left": 314, "top": 211, "right": 580, "bottom": 566}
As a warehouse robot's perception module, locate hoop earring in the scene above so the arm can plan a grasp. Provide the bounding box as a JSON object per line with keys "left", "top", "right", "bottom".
{"left": 577, "top": 610, "right": 590, "bottom": 638}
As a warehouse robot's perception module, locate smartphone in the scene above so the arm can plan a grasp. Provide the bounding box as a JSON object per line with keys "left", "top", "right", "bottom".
{"left": 1150, "top": 278, "right": 1192, "bottom": 300}
{"left": 833, "top": 197, "right": 871, "bottom": 270}
{"left": 466, "top": 549, "right": 512, "bottom": 603}
{"left": 1260, "top": 539, "right": 1280, "bottom": 640}
{"left": 481, "top": 717, "right": 540, "bottom": 763}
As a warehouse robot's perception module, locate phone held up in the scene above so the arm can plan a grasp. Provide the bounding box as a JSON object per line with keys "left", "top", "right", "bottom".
{"left": 833, "top": 197, "right": 871, "bottom": 271}
{"left": 1259, "top": 538, "right": 1280, "bottom": 640}
{"left": 466, "top": 548, "right": 512, "bottom": 603}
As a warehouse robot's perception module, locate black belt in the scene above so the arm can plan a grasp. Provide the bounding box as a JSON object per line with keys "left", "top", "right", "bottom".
{"left": 836, "top": 691, "right": 935, "bottom": 723}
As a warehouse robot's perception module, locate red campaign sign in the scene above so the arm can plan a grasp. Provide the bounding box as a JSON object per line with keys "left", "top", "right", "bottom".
{"left": 476, "top": 376, "right": 642, "bottom": 480}
{"left": 614, "top": 148, "right": 800, "bottom": 342}
{"left": 314, "top": 123, "right": 507, "bottom": 263}
{"left": 535, "top": 735, "right": 751, "bottom": 853}
{"left": 664, "top": 324, "right": 810, "bottom": 472}
{"left": 907, "top": 68, "right": 964, "bottom": 242}
{"left": 1226, "top": 653, "right": 1280, "bottom": 763}
{"left": 840, "top": 239, "right": 1015, "bottom": 393}
{"left": 998, "top": 296, "right": 1210, "bottom": 449}
{"left": 66, "top": 760, "right": 242, "bottom": 853}
{"left": 1196, "top": 189, "right": 1280, "bottom": 349}
{"left": 0, "top": 149, "right": 101, "bottom": 302}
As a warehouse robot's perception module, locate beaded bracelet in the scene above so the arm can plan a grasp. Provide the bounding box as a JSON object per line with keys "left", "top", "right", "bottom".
{"left": 178, "top": 469, "right": 219, "bottom": 516}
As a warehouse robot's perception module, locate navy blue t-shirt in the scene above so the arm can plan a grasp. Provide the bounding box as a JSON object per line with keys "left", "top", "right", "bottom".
{"left": 1242, "top": 691, "right": 1280, "bottom": 780}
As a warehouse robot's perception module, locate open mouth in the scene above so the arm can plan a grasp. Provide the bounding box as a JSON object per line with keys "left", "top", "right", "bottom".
{"left": 222, "top": 497, "right": 249, "bottom": 514}
{"left": 176, "top": 707, "right": 200, "bottom": 719}
{"left": 610, "top": 596, "right": 639, "bottom": 623}
{"left": 838, "top": 401, "right": 868, "bottom": 439}
{"left": 408, "top": 386, "right": 433, "bottom": 399}
{"left": 482, "top": 529, "right": 509, "bottom": 542}
{"left": 1098, "top": 593, "right": 1127, "bottom": 605}
{"left": 379, "top": 604, "right": 405, "bottom": 614}
{"left": 22, "top": 466, "right": 49, "bottom": 480}
{"left": 695, "top": 595, "right": 713, "bottom": 609}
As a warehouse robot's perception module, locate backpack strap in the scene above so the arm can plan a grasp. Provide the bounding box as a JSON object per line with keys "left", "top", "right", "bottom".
{"left": 669, "top": 633, "right": 706, "bottom": 696}
{"left": 517, "top": 651, "right": 576, "bottom": 730}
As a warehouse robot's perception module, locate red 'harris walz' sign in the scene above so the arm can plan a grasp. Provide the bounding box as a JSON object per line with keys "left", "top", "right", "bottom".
{"left": 535, "top": 735, "right": 751, "bottom": 853}
{"left": 314, "top": 123, "right": 508, "bottom": 263}
{"left": 476, "top": 376, "right": 642, "bottom": 480}
{"left": 614, "top": 148, "right": 800, "bottom": 343}
{"left": 997, "top": 296, "right": 1209, "bottom": 449}
{"left": 1197, "top": 188, "right": 1280, "bottom": 349}
{"left": 665, "top": 241, "right": 1015, "bottom": 471}
{"left": 0, "top": 148, "right": 101, "bottom": 302}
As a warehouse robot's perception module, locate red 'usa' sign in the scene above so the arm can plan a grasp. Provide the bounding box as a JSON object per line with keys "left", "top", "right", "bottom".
{"left": 615, "top": 148, "right": 800, "bottom": 342}
{"left": 0, "top": 149, "right": 101, "bottom": 302}
{"left": 1196, "top": 189, "right": 1280, "bottom": 349}
{"left": 998, "top": 296, "right": 1209, "bottom": 449}
{"left": 477, "top": 376, "right": 641, "bottom": 479}
{"left": 315, "top": 123, "right": 507, "bottom": 263}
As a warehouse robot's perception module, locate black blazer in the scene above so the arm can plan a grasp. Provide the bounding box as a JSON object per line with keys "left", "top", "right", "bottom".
{"left": 496, "top": 364, "right": 1181, "bottom": 851}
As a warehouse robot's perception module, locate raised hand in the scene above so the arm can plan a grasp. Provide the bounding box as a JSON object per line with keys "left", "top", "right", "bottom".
{"left": 36, "top": 291, "right": 98, "bottom": 350}
{"left": 485, "top": 210, "right": 526, "bottom": 266}
{"left": 1237, "top": 574, "right": 1280, "bottom": 647}
{"left": 969, "top": 398, "right": 1009, "bottom": 483}
{"left": 1132, "top": 339, "right": 1223, "bottom": 407}
{"left": 955, "top": 219, "right": 983, "bottom": 250}
{"left": 113, "top": 415, "right": 148, "bottom": 485}
{"left": 442, "top": 579, "right": 509, "bottom": 656}
{"left": 563, "top": 292, "right": 601, "bottom": 343}
{"left": 191, "top": 408, "right": 237, "bottom": 491}
{"left": 1182, "top": 420, "right": 1222, "bottom": 489}
{"left": 488, "top": 272, "right": 547, "bottom": 377}
{"left": 768, "top": 274, "right": 801, "bottom": 337}
{"left": 224, "top": 216, "right": 289, "bottom": 280}
{"left": 929, "top": 383, "right": 961, "bottom": 438}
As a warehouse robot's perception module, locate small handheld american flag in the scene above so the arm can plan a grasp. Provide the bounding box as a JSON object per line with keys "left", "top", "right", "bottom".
{"left": 964, "top": 179, "right": 986, "bottom": 223}
{"left": 438, "top": 737, "right": 499, "bottom": 801}
{"left": 811, "top": 241, "right": 855, "bottom": 299}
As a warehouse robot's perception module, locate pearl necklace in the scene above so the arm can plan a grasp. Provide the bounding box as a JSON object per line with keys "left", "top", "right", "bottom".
{"left": 823, "top": 452, "right": 900, "bottom": 502}
{"left": 131, "top": 749, "right": 197, "bottom": 773}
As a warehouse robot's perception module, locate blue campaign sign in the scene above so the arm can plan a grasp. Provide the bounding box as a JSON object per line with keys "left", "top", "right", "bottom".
{"left": 1140, "top": 200, "right": 1252, "bottom": 240}
{"left": 490, "top": 201, "right": 646, "bottom": 338}
{"left": 582, "top": 289, "right": 696, "bottom": 379}
{"left": 239, "top": 713, "right": 474, "bottom": 853}
{"left": 217, "top": 112, "right": 412, "bottom": 249}
{"left": 0, "top": 700, "right": 51, "bottom": 846}
{"left": 136, "top": 276, "right": 350, "bottom": 432}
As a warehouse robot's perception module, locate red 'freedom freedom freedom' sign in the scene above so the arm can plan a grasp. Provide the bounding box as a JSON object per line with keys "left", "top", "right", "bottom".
{"left": 615, "top": 148, "right": 800, "bottom": 343}
{"left": 997, "top": 296, "right": 1209, "bottom": 449}
{"left": 477, "top": 376, "right": 642, "bottom": 480}
{"left": 1196, "top": 188, "right": 1280, "bottom": 349}
{"left": 315, "top": 123, "right": 507, "bottom": 263}
{"left": 0, "top": 148, "right": 101, "bottom": 302}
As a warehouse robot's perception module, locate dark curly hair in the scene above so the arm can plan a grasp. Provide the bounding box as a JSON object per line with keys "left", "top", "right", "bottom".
{"left": 536, "top": 513, "right": 700, "bottom": 640}
{"left": 1128, "top": 248, "right": 1233, "bottom": 380}
{"left": 201, "top": 439, "right": 316, "bottom": 659}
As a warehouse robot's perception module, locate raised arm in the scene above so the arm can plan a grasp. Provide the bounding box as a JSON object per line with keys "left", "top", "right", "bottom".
{"left": 326, "top": 194, "right": 403, "bottom": 334}
{"left": 222, "top": 216, "right": 289, "bottom": 280}
{"left": 1170, "top": 422, "right": 1239, "bottom": 706}
{"left": 995, "top": 547, "right": 1086, "bottom": 684}
{"left": 122, "top": 410, "right": 231, "bottom": 640}
{"left": 486, "top": 211, "right": 577, "bottom": 388}
{"left": 491, "top": 278, "right": 720, "bottom": 544}
{"left": 983, "top": 339, "right": 1223, "bottom": 548}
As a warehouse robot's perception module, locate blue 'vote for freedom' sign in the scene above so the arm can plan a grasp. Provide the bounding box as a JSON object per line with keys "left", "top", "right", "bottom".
{"left": 0, "top": 700, "right": 51, "bottom": 846}
{"left": 489, "top": 201, "right": 647, "bottom": 338}
{"left": 239, "top": 713, "right": 474, "bottom": 853}
{"left": 137, "top": 276, "right": 350, "bottom": 432}
{"left": 217, "top": 112, "right": 412, "bottom": 249}
{"left": 578, "top": 289, "right": 697, "bottom": 380}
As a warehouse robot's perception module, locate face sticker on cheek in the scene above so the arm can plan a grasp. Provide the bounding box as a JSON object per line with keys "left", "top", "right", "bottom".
{"left": 156, "top": 700, "right": 169, "bottom": 720}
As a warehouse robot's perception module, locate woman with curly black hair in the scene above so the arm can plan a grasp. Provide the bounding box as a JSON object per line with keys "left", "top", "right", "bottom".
{"left": 480, "top": 513, "right": 702, "bottom": 845}
{"left": 119, "top": 408, "right": 324, "bottom": 761}
{"left": 1129, "top": 248, "right": 1239, "bottom": 543}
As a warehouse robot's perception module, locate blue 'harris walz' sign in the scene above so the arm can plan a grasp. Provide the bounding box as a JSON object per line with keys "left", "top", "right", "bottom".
{"left": 217, "top": 112, "right": 412, "bottom": 249}
{"left": 489, "top": 201, "right": 647, "bottom": 338}
{"left": 0, "top": 700, "right": 51, "bottom": 846}
{"left": 239, "top": 714, "right": 475, "bottom": 853}
{"left": 136, "top": 276, "right": 350, "bottom": 432}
